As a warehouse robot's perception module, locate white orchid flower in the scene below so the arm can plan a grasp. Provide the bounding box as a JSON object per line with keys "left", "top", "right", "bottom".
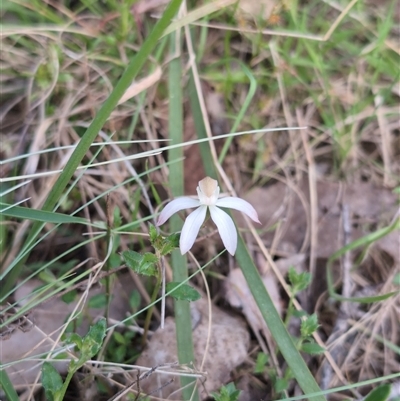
{"left": 156, "top": 177, "right": 260, "bottom": 255}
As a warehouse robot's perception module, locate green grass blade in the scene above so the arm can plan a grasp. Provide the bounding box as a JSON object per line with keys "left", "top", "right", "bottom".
{"left": 0, "top": 0, "right": 184, "bottom": 299}
{"left": 279, "top": 372, "right": 400, "bottom": 401}
{"left": 168, "top": 30, "right": 199, "bottom": 401}
{"left": 235, "top": 233, "right": 325, "bottom": 401}
{"left": 0, "top": 203, "right": 96, "bottom": 226}
{"left": 0, "top": 368, "right": 19, "bottom": 401}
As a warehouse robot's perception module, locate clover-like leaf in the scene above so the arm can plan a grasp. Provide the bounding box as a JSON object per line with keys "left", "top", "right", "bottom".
{"left": 166, "top": 282, "right": 201, "bottom": 302}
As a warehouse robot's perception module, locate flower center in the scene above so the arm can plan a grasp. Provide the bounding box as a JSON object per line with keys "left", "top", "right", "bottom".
{"left": 198, "top": 176, "right": 219, "bottom": 205}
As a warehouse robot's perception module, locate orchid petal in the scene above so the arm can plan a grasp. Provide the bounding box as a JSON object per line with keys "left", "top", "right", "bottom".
{"left": 180, "top": 206, "right": 207, "bottom": 254}
{"left": 215, "top": 197, "right": 260, "bottom": 223}
{"left": 209, "top": 206, "right": 237, "bottom": 255}
{"left": 156, "top": 197, "right": 201, "bottom": 226}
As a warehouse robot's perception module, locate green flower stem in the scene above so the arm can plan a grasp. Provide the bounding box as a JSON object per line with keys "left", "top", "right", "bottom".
{"left": 0, "top": 0, "right": 184, "bottom": 300}
{"left": 55, "top": 371, "right": 74, "bottom": 401}
{"left": 141, "top": 269, "right": 163, "bottom": 347}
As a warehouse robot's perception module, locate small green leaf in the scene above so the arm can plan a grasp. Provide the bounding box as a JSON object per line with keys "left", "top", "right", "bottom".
{"left": 212, "top": 382, "right": 241, "bottom": 401}
{"left": 160, "top": 233, "right": 180, "bottom": 255}
{"left": 129, "top": 290, "right": 141, "bottom": 311}
{"left": 138, "top": 253, "right": 158, "bottom": 276}
{"left": 300, "top": 341, "right": 326, "bottom": 355}
{"left": 275, "top": 377, "right": 289, "bottom": 392}
{"left": 364, "top": 384, "right": 391, "bottom": 401}
{"left": 113, "top": 207, "right": 122, "bottom": 228}
{"left": 149, "top": 224, "right": 158, "bottom": 243}
{"left": 292, "top": 309, "right": 308, "bottom": 318}
{"left": 113, "top": 331, "right": 126, "bottom": 345}
{"left": 109, "top": 253, "right": 122, "bottom": 268}
{"left": 81, "top": 318, "right": 107, "bottom": 358}
{"left": 254, "top": 352, "right": 269, "bottom": 373}
{"left": 67, "top": 333, "right": 83, "bottom": 350}
{"left": 122, "top": 250, "right": 158, "bottom": 276}
{"left": 122, "top": 250, "right": 142, "bottom": 270}
{"left": 53, "top": 352, "right": 69, "bottom": 360}
{"left": 114, "top": 344, "right": 127, "bottom": 362}
{"left": 88, "top": 294, "right": 108, "bottom": 309}
{"left": 61, "top": 290, "right": 77, "bottom": 304}
{"left": 288, "top": 266, "right": 312, "bottom": 293}
{"left": 300, "top": 314, "right": 319, "bottom": 338}
{"left": 42, "top": 362, "right": 64, "bottom": 401}
{"left": 166, "top": 282, "right": 201, "bottom": 302}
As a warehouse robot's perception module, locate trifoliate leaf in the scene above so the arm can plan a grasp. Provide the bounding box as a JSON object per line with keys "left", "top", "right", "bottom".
{"left": 166, "top": 282, "right": 201, "bottom": 302}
